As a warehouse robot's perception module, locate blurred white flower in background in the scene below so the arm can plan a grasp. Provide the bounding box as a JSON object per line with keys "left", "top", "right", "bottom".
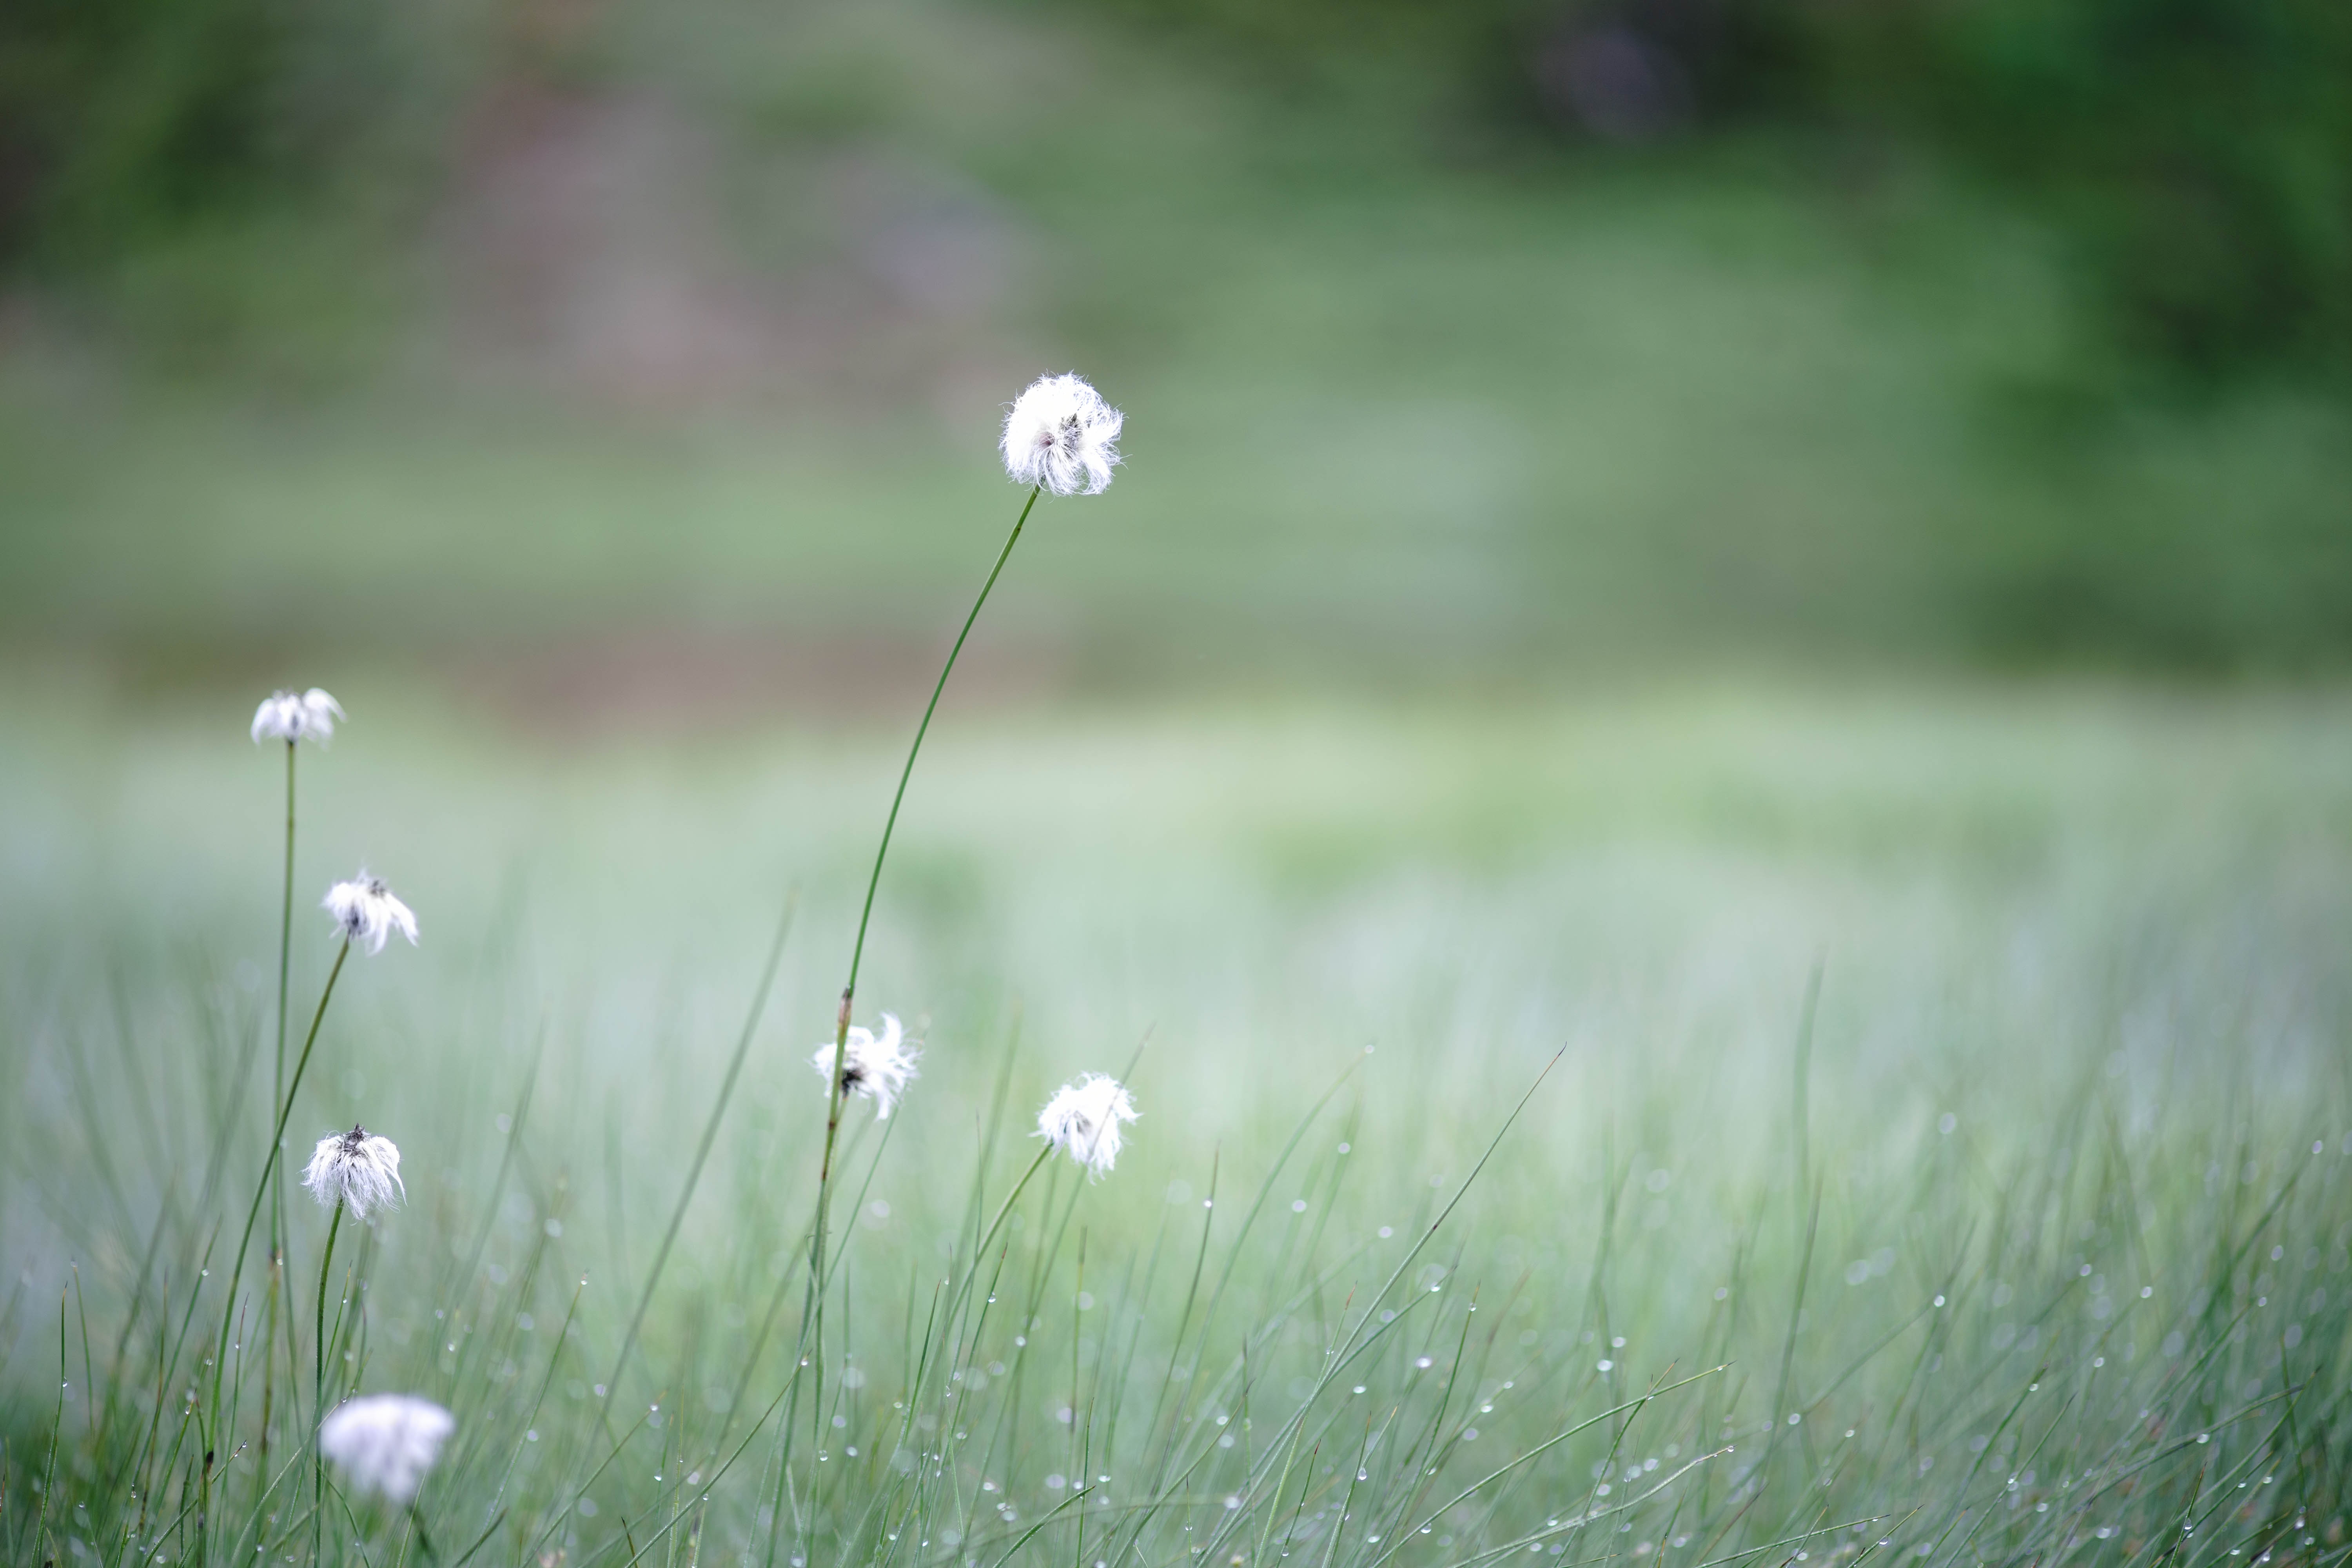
{"left": 318, "top": 1394, "right": 454, "bottom": 1504}
{"left": 815, "top": 1013, "right": 920, "bottom": 1118}
{"left": 303, "top": 1126, "right": 406, "bottom": 1220}
{"left": 1036, "top": 1073, "right": 1138, "bottom": 1178}
{"left": 250, "top": 688, "right": 344, "bottom": 744}
{"left": 1001, "top": 374, "right": 1123, "bottom": 496}
{"left": 324, "top": 873, "right": 418, "bottom": 955}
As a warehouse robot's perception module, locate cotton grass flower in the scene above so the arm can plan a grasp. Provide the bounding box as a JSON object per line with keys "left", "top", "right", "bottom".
{"left": 323, "top": 872, "right": 418, "bottom": 955}
{"left": 1036, "top": 1073, "right": 1138, "bottom": 1178}
{"left": 251, "top": 688, "right": 344, "bottom": 744}
{"left": 814, "top": 1013, "right": 920, "bottom": 1118}
{"left": 303, "top": 1125, "right": 405, "bottom": 1220}
{"left": 1001, "top": 373, "right": 1123, "bottom": 496}
{"left": 318, "top": 1394, "right": 454, "bottom": 1505}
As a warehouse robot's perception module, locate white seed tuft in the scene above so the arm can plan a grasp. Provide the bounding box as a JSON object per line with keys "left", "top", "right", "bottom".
{"left": 251, "top": 688, "right": 344, "bottom": 745}
{"left": 303, "top": 1126, "right": 405, "bottom": 1221}
{"left": 1035, "top": 1073, "right": 1138, "bottom": 1179}
{"left": 814, "top": 1014, "right": 920, "bottom": 1118}
{"left": 323, "top": 872, "right": 418, "bottom": 955}
{"left": 1001, "top": 374, "right": 1123, "bottom": 497}
{"left": 318, "top": 1394, "right": 453, "bottom": 1504}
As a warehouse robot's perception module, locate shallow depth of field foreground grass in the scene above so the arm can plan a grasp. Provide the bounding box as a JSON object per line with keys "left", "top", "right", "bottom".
{"left": 1, "top": 682, "right": 2348, "bottom": 1568}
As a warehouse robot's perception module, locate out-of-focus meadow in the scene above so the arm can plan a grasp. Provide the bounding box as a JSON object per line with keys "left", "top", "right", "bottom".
{"left": 3, "top": 0, "right": 2349, "bottom": 676}
{"left": 3, "top": 1, "right": 2350, "bottom": 1565}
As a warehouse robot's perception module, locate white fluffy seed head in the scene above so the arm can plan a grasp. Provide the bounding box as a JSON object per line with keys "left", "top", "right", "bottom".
{"left": 814, "top": 1013, "right": 920, "bottom": 1118}
{"left": 323, "top": 872, "right": 418, "bottom": 956}
{"left": 1001, "top": 374, "right": 1123, "bottom": 497}
{"left": 318, "top": 1394, "right": 454, "bottom": 1505}
{"left": 1035, "top": 1073, "right": 1138, "bottom": 1178}
{"left": 304, "top": 1126, "right": 405, "bottom": 1221}
{"left": 251, "top": 688, "right": 343, "bottom": 745}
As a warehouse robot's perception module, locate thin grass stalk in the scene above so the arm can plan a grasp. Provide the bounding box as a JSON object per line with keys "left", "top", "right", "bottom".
{"left": 264, "top": 740, "right": 297, "bottom": 1465}
{"left": 32, "top": 1292, "right": 65, "bottom": 1568}
{"left": 1171, "top": 1048, "right": 1564, "bottom": 1553}
{"left": 942, "top": 1147, "right": 1052, "bottom": 1345}
{"left": 804, "top": 485, "right": 1041, "bottom": 1453}
{"left": 312, "top": 1200, "right": 343, "bottom": 1568}
{"left": 212, "top": 940, "right": 350, "bottom": 1445}
{"left": 1069, "top": 1230, "right": 1085, "bottom": 1568}
{"left": 597, "top": 896, "right": 794, "bottom": 1431}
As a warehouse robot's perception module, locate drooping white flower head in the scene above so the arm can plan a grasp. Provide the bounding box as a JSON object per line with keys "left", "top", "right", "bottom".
{"left": 1035, "top": 1073, "right": 1138, "bottom": 1179}
{"left": 1001, "top": 373, "right": 1123, "bottom": 497}
{"left": 813, "top": 1013, "right": 920, "bottom": 1118}
{"left": 303, "top": 1125, "right": 405, "bottom": 1220}
{"left": 251, "top": 688, "right": 344, "bottom": 745}
{"left": 318, "top": 1394, "right": 454, "bottom": 1505}
{"left": 323, "top": 872, "right": 418, "bottom": 955}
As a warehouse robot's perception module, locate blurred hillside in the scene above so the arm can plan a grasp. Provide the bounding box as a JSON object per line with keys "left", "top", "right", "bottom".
{"left": 1085, "top": 0, "right": 2352, "bottom": 379}
{"left": 0, "top": 0, "right": 2348, "bottom": 691}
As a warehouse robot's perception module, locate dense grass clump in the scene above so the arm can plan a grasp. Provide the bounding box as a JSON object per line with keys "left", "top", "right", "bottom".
{"left": 1, "top": 686, "right": 2348, "bottom": 1568}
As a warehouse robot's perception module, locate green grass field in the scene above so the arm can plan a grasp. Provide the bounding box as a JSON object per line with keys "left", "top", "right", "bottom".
{"left": 3, "top": 679, "right": 2347, "bottom": 1567}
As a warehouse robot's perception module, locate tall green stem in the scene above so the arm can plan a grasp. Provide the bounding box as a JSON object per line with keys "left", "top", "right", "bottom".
{"left": 276, "top": 742, "right": 297, "bottom": 1226}
{"left": 769, "top": 485, "right": 1038, "bottom": 1568}
{"left": 806, "top": 487, "right": 1038, "bottom": 1408}
{"left": 313, "top": 1201, "right": 342, "bottom": 1568}
{"left": 843, "top": 482, "right": 1041, "bottom": 1022}
{"left": 263, "top": 739, "right": 296, "bottom": 1467}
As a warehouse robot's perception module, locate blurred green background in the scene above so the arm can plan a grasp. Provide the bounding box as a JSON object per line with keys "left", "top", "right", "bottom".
{"left": 2, "top": 0, "right": 2348, "bottom": 685}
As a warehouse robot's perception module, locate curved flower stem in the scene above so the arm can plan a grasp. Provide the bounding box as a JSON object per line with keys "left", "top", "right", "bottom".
{"left": 312, "top": 1200, "right": 343, "bottom": 1568}
{"left": 838, "top": 483, "right": 1042, "bottom": 1026}
{"left": 802, "top": 484, "right": 1040, "bottom": 1441}
{"left": 949, "top": 1145, "right": 1052, "bottom": 1329}
{"left": 214, "top": 939, "right": 350, "bottom": 1426}
{"left": 276, "top": 741, "right": 297, "bottom": 1221}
